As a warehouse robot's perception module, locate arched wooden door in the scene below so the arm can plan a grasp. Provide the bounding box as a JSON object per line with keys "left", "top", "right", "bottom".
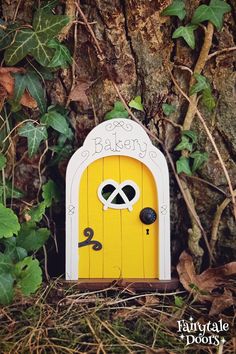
{"left": 78, "top": 155, "right": 159, "bottom": 279}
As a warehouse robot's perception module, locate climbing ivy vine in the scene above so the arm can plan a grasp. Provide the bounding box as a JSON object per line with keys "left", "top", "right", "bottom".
{"left": 0, "top": 1, "right": 72, "bottom": 304}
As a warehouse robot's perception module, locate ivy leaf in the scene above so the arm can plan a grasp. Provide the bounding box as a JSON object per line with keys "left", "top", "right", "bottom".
{"left": 41, "top": 110, "right": 70, "bottom": 135}
{"left": 161, "top": 0, "right": 186, "bottom": 20}
{"left": 175, "top": 136, "right": 193, "bottom": 152}
{"left": 128, "top": 96, "right": 144, "bottom": 111}
{"left": 25, "top": 72, "right": 46, "bottom": 113}
{"left": 162, "top": 103, "right": 176, "bottom": 116}
{"left": 4, "top": 9, "right": 70, "bottom": 66}
{"left": 19, "top": 122, "right": 48, "bottom": 157}
{"left": 0, "top": 253, "right": 13, "bottom": 273}
{"left": 47, "top": 39, "right": 72, "bottom": 68}
{"left": 16, "top": 222, "right": 50, "bottom": 252}
{"left": 13, "top": 71, "right": 46, "bottom": 113}
{"left": 0, "top": 273, "right": 14, "bottom": 305}
{"left": 190, "top": 74, "right": 209, "bottom": 96}
{"left": 15, "top": 257, "right": 42, "bottom": 296}
{"left": 0, "top": 153, "right": 7, "bottom": 169}
{"left": 2, "top": 237, "right": 27, "bottom": 262}
{"left": 172, "top": 25, "right": 197, "bottom": 49}
{"left": 190, "top": 151, "right": 208, "bottom": 172}
{"left": 182, "top": 130, "right": 198, "bottom": 144}
{"left": 28, "top": 202, "right": 46, "bottom": 223}
{"left": 192, "top": 0, "right": 231, "bottom": 31}
{"left": 0, "top": 203, "right": 20, "bottom": 238}
{"left": 42, "top": 179, "right": 60, "bottom": 207}
{"left": 104, "top": 101, "right": 129, "bottom": 120}
{"left": 176, "top": 156, "right": 192, "bottom": 176}
{"left": 202, "top": 88, "right": 216, "bottom": 112}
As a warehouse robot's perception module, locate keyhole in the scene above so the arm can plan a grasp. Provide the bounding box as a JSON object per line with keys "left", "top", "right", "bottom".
{"left": 146, "top": 229, "right": 149, "bottom": 235}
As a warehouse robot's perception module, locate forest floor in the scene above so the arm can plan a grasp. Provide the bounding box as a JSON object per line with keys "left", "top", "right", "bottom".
{"left": 0, "top": 280, "right": 235, "bottom": 354}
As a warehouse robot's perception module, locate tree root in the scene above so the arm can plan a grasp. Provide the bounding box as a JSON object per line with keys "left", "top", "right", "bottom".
{"left": 210, "top": 190, "right": 236, "bottom": 255}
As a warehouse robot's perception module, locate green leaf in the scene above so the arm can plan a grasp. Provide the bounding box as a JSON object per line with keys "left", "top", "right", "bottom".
{"left": 47, "top": 39, "right": 72, "bottom": 68}
{"left": 0, "top": 203, "right": 20, "bottom": 238}
{"left": 202, "top": 88, "right": 216, "bottom": 112}
{"left": 190, "top": 74, "right": 209, "bottom": 96}
{"left": 0, "top": 153, "right": 7, "bottom": 169}
{"left": 162, "top": 103, "right": 176, "bottom": 116}
{"left": 13, "top": 73, "right": 27, "bottom": 103}
{"left": 25, "top": 72, "right": 46, "bottom": 113}
{"left": 104, "top": 101, "right": 129, "bottom": 120}
{"left": 42, "top": 179, "right": 60, "bottom": 207}
{"left": 190, "top": 151, "right": 208, "bottom": 172}
{"left": 28, "top": 202, "right": 46, "bottom": 223}
{"left": 41, "top": 110, "right": 70, "bottom": 135}
{"left": 16, "top": 222, "right": 50, "bottom": 252}
{"left": 182, "top": 130, "right": 198, "bottom": 144}
{"left": 172, "top": 25, "right": 197, "bottom": 49}
{"left": 192, "top": 0, "right": 231, "bottom": 30}
{"left": 15, "top": 257, "right": 42, "bottom": 296}
{"left": 128, "top": 96, "right": 144, "bottom": 111}
{"left": 176, "top": 156, "right": 192, "bottom": 176}
{"left": 0, "top": 273, "right": 14, "bottom": 305}
{"left": 174, "top": 295, "right": 184, "bottom": 308}
{"left": 33, "top": 9, "right": 70, "bottom": 38}
{"left": 0, "top": 182, "right": 24, "bottom": 204}
{"left": 4, "top": 9, "right": 70, "bottom": 66}
{"left": 0, "top": 253, "right": 13, "bottom": 273}
{"left": 161, "top": 0, "right": 186, "bottom": 20}
{"left": 2, "top": 237, "right": 27, "bottom": 262}
{"left": 19, "top": 122, "right": 48, "bottom": 157}
{"left": 175, "top": 136, "right": 193, "bottom": 152}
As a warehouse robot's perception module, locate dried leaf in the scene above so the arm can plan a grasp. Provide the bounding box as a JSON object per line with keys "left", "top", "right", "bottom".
{"left": 177, "top": 251, "right": 236, "bottom": 314}
{"left": 68, "top": 81, "right": 92, "bottom": 109}
{"left": 0, "top": 67, "right": 37, "bottom": 109}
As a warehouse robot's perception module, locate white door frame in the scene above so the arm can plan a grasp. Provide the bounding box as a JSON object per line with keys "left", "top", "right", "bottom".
{"left": 66, "top": 119, "right": 171, "bottom": 280}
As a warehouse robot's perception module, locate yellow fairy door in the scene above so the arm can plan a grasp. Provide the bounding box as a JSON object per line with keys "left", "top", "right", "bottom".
{"left": 78, "top": 156, "right": 159, "bottom": 279}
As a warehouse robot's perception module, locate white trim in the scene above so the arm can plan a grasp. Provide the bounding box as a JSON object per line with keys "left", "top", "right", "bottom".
{"left": 97, "top": 179, "right": 140, "bottom": 211}
{"left": 66, "top": 119, "right": 171, "bottom": 280}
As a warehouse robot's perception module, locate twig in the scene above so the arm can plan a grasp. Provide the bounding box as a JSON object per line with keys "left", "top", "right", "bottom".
{"left": 184, "top": 175, "right": 228, "bottom": 197}
{"left": 183, "top": 22, "right": 214, "bottom": 131}
{"left": 208, "top": 46, "right": 236, "bottom": 60}
{"left": 210, "top": 189, "right": 236, "bottom": 252}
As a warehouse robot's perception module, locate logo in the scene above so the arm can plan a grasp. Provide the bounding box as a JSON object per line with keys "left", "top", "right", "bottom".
{"left": 177, "top": 317, "right": 229, "bottom": 346}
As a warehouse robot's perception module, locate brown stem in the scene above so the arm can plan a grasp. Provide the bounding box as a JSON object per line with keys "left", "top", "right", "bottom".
{"left": 183, "top": 22, "right": 214, "bottom": 131}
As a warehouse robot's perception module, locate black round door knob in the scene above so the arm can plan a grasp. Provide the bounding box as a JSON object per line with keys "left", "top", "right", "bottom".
{"left": 140, "top": 208, "right": 157, "bottom": 225}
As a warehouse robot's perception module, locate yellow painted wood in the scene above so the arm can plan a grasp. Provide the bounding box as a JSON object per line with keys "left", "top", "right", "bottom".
{"left": 120, "top": 156, "right": 144, "bottom": 278}
{"left": 103, "top": 156, "right": 122, "bottom": 277}
{"left": 142, "top": 164, "right": 159, "bottom": 278}
{"left": 78, "top": 168, "right": 89, "bottom": 277}
{"left": 87, "top": 159, "right": 104, "bottom": 277}
{"left": 79, "top": 156, "right": 158, "bottom": 279}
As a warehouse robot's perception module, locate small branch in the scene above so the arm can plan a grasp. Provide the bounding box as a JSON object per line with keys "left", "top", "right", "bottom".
{"left": 184, "top": 175, "right": 228, "bottom": 197}
{"left": 210, "top": 189, "right": 236, "bottom": 252}
{"left": 208, "top": 46, "right": 236, "bottom": 60}
{"left": 183, "top": 22, "right": 214, "bottom": 131}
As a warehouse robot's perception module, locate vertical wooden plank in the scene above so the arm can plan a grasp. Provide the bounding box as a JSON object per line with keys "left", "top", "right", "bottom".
{"left": 103, "top": 156, "right": 122, "bottom": 278}
{"left": 87, "top": 158, "right": 104, "bottom": 278}
{"left": 120, "top": 156, "right": 144, "bottom": 278}
{"left": 78, "top": 168, "right": 89, "bottom": 278}
{"left": 142, "top": 164, "right": 158, "bottom": 278}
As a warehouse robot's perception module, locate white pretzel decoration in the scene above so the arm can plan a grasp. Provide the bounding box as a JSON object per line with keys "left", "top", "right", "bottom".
{"left": 97, "top": 179, "right": 140, "bottom": 211}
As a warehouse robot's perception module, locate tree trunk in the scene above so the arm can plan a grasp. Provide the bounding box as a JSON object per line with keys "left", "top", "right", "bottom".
{"left": 2, "top": 0, "right": 236, "bottom": 269}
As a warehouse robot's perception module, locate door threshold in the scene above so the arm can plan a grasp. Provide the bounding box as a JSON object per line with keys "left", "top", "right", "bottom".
{"left": 66, "top": 278, "right": 179, "bottom": 291}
